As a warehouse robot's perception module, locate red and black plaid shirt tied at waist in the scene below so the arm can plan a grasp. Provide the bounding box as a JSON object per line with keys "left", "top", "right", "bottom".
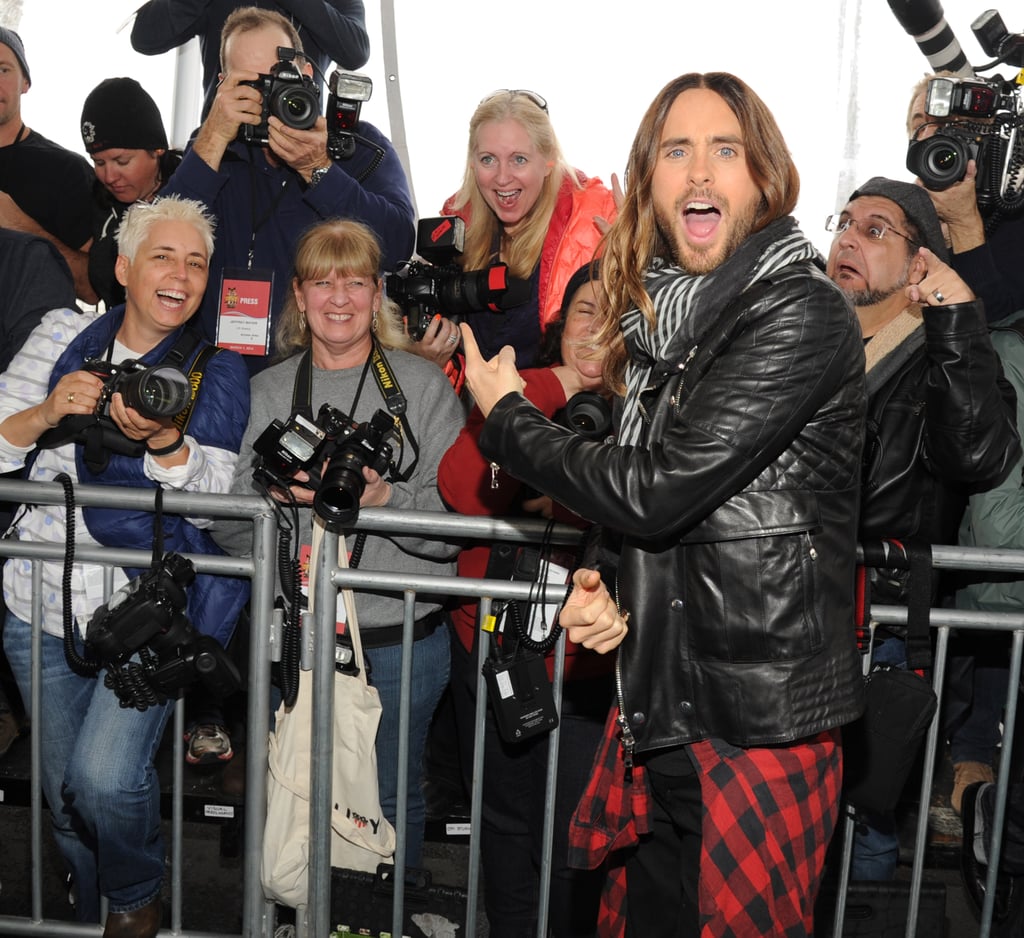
{"left": 569, "top": 709, "right": 841, "bottom": 938}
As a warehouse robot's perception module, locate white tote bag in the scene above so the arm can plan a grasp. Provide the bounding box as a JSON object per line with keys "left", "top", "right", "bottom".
{"left": 262, "top": 524, "right": 396, "bottom": 907}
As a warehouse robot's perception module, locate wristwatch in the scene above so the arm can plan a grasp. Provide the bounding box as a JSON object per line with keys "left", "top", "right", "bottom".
{"left": 308, "top": 164, "right": 331, "bottom": 188}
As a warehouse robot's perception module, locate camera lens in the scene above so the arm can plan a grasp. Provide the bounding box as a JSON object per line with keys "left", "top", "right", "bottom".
{"left": 119, "top": 366, "right": 192, "bottom": 419}
{"left": 313, "top": 454, "right": 364, "bottom": 531}
{"left": 270, "top": 84, "right": 319, "bottom": 130}
{"left": 562, "top": 392, "right": 612, "bottom": 441}
{"left": 906, "top": 134, "right": 971, "bottom": 191}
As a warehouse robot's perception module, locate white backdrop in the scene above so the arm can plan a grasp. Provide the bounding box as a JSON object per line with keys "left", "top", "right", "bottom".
{"left": 10, "top": 0, "right": 1015, "bottom": 255}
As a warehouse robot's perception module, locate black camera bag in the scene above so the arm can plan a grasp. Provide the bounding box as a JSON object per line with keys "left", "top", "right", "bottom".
{"left": 842, "top": 540, "right": 939, "bottom": 816}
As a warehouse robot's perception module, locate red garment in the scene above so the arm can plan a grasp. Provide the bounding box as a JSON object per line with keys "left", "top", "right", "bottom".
{"left": 690, "top": 733, "right": 841, "bottom": 938}
{"left": 438, "top": 367, "right": 611, "bottom": 681}
{"left": 568, "top": 721, "right": 841, "bottom": 938}
{"left": 441, "top": 170, "right": 616, "bottom": 335}
{"left": 567, "top": 706, "right": 650, "bottom": 938}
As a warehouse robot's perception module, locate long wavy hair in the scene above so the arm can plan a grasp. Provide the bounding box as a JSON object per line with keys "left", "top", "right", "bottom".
{"left": 596, "top": 72, "right": 800, "bottom": 389}
{"left": 275, "top": 220, "right": 408, "bottom": 361}
{"left": 450, "top": 91, "right": 576, "bottom": 278}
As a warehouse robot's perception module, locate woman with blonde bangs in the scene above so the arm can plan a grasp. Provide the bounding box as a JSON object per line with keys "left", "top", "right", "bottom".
{"left": 216, "top": 219, "right": 464, "bottom": 867}
{"left": 415, "top": 90, "right": 616, "bottom": 374}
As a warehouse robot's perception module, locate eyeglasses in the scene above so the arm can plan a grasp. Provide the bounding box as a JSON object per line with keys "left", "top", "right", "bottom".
{"left": 479, "top": 89, "right": 548, "bottom": 113}
{"left": 824, "top": 214, "right": 920, "bottom": 248}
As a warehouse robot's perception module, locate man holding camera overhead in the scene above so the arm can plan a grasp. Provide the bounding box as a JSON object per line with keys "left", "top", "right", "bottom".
{"left": 907, "top": 70, "right": 1024, "bottom": 323}
{"left": 163, "top": 6, "right": 414, "bottom": 373}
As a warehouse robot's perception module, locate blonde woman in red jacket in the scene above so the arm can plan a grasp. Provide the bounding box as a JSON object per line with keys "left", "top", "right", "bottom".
{"left": 415, "top": 90, "right": 615, "bottom": 375}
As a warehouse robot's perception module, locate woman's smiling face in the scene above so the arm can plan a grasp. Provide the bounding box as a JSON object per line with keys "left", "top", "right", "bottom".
{"left": 472, "top": 118, "right": 552, "bottom": 235}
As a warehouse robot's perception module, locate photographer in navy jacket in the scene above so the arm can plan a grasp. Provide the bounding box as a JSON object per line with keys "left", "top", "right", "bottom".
{"left": 0, "top": 196, "right": 249, "bottom": 938}
{"left": 162, "top": 6, "right": 414, "bottom": 373}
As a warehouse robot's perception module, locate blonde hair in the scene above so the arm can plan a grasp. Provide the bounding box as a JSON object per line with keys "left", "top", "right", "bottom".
{"left": 275, "top": 220, "right": 409, "bottom": 360}
{"left": 451, "top": 91, "right": 576, "bottom": 277}
{"left": 117, "top": 195, "right": 216, "bottom": 261}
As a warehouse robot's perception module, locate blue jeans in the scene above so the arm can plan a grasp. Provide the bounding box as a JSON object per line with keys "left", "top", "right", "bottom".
{"left": 3, "top": 612, "right": 173, "bottom": 921}
{"left": 851, "top": 636, "right": 906, "bottom": 880}
{"left": 366, "top": 623, "right": 450, "bottom": 868}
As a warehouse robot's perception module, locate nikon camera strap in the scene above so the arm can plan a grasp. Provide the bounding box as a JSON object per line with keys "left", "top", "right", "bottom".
{"left": 290, "top": 338, "right": 421, "bottom": 483}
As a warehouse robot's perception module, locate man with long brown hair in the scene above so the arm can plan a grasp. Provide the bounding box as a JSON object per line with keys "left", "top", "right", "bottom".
{"left": 461, "top": 72, "right": 867, "bottom": 936}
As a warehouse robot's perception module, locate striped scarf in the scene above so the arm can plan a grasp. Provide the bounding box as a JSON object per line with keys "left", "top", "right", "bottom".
{"left": 618, "top": 217, "right": 819, "bottom": 446}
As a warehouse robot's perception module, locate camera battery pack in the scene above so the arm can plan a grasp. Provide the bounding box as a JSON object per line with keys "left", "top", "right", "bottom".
{"left": 482, "top": 651, "right": 559, "bottom": 744}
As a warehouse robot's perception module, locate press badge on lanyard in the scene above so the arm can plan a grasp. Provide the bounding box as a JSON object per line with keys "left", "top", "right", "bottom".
{"left": 216, "top": 267, "right": 274, "bottom": 356}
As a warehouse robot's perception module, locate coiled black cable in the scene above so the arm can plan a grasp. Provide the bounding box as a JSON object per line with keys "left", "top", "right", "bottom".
{"left": 53, "top": 473, "right": 101, "bottom": 678}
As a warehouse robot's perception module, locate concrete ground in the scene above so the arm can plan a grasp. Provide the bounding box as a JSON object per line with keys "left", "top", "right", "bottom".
{"left": 0, "top": 721, "right": 1008, "bottom": 937}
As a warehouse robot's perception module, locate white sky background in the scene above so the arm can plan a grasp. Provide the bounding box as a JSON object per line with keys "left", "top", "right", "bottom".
{"left": 11, "top": 0, "right": 1014, "bottom": 257}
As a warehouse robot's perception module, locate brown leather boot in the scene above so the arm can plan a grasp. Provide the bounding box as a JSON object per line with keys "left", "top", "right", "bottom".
{"left": 102, "top": 895, "right": 162, "bottom": 938}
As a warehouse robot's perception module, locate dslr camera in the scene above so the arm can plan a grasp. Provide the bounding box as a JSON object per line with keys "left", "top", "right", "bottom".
{"left": 239, "top": 46, "right": 320, "bottom": 146}
{"left": 387, "top": 217, "right": 531, "bottom": 341}
{"left": 905, "top": 8, "right": 1024, "bottom": 212}
{"left": 84, "top": 357, "right": 192, "bottom": 420}
{"left": 87, "top": 553, "right": 240, "bottom": 710}
{"left": 253, "top": 403, "right": 399, "bottom": 529}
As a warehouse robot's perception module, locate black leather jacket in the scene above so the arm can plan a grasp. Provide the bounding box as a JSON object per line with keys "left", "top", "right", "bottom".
{"left": 480, "top": 262, "right": 867, "bottom": 752}
{"left": 860, "top": 299, "right": 1020, "bottom": 605}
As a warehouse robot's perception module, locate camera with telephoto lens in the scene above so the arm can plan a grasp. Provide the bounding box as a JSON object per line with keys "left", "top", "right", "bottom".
{"left": 87, "top": 552, "right": 241, "bottom": 710}
{"left": 387, "top": 216, "right": 532, "bottom": 341}
{"left": 84, "top": 357, "right": 192, "bottom": 420}
{"left": 238, "top": 46, "right": 320, "bottom": 146}
{"left": 252, "top": 403, "right": 399, "bottom": 529}
{"left": 903, "top": 7, "right": 1024, "bottom": 213}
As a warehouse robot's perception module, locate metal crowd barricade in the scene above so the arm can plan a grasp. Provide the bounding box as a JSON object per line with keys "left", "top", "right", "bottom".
{"left": 2, "top": 473, "right": 1024, "bottom": 938}
{"left": 832, "top": 543, "right": 1024, "bottom": 938}
{"left": 0, "top": 478, "right": 279, "bottom": 938}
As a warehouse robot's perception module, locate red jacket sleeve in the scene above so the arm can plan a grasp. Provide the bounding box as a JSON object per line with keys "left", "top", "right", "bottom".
{"left": 439, "top": 368, "right": 567, "bottom": 515}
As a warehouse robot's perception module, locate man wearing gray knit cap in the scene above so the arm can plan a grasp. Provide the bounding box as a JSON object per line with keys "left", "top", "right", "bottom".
{"left": 825, "top": 177, "right": 1020, "bottom": 880}
{"left": 0, "top": 27, "right": 96, "bottom": 303}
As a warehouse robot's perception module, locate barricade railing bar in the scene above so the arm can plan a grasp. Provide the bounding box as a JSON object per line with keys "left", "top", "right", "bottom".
{"left": 0, "top": 477, "right": 1022, "bottom": 938}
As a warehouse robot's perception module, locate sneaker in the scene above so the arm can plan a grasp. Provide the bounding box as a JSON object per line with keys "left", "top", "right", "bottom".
{"left": 0, "top": 710, "right": 19, "bottom": 759}
{"left": 184, "top": 724, "right": 234, "bottom": 766}
{"left": 952, "top": 760, "right": 995, "bottom": 815}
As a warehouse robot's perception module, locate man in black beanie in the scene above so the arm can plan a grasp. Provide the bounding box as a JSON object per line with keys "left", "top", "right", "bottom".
{"left": 0, "top": 27, "right": 96, "bottom": 304}
{"left": 825, "top": 176, "right": 1020, "bottom": 880}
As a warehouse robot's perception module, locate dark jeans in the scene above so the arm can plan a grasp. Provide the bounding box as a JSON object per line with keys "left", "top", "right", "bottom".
{"left": 450, "top": 636, "right": 611, "bottom": 938}
{"left": 623, "top": 751, "right": 702, "bottom": 938}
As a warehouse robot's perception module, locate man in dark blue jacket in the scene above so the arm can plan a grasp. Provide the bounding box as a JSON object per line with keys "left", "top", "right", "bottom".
{"left": 162, "top": 5, "right": 414, "bottom": 373}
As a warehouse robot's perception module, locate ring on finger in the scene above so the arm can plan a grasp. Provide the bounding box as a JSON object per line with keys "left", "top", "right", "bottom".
{"left": 446, "top": 332, "right": 458, "bottom": 345}
{"left": 66, "top": 392, "right": 75, "bottom": 403}
{"left": 932, "top": 288, "right": 945, "bottom": 303}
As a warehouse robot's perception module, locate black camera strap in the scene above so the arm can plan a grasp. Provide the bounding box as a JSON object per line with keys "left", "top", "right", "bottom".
{"left": 290, "top": 339, "right": 420, "bottom": 484}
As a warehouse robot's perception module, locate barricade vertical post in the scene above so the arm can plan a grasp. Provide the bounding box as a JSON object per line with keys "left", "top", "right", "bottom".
{"left": 244, "top": 508, "right": 280, "bottom": 938}
{"left": 389, "top": 590, "right": 418, "bottom": 936}
{"left": 171, "top": 698, "right": 186, "bottom": 933}
{"left": 465, "top": 594, "right": 493, "bottom": 938}
{"left": 29, "top": 561, "right": 43, "bottom": 925}
{"left": 979, "top": 628, "right": 1024, "bottom": 938}
{"left": 905, "top": 625, "right": 950, "bottom": 938}
{"left": 307, "top": 526, "right": 339, "bottom": 938}
{"left": 536, "top": 630, "right": 567, "bottom": 938}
